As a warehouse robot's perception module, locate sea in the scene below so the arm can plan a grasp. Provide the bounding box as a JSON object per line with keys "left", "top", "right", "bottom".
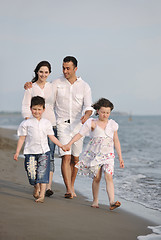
{"left": 0, "top": 112, "right": 161, "bottom": 240}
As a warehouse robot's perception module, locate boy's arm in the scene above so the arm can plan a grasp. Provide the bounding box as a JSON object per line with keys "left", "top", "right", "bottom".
{"left": 113, "top": 131, "right": 124, "bottom": 168}
{"left": 48, "top": 135, "right": 63, "bottom": 148}
{"left": 62, "top": 133, "right": 83, "bottom": 151}
{"left": 14, "top": 136, "right": 26, "bottom": 161}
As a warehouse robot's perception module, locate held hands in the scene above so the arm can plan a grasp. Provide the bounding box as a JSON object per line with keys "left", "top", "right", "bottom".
{"left": 119, "top": 158, "right": 124, "bottom": 168}
{"left": 61, "top": 144, "right": 71, "bottom": 152}
{"left": 24, "top": 82, "right": 32, "bottom": 90}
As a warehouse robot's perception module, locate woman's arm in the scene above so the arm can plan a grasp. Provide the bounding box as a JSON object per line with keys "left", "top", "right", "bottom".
{"left": 113, "top": 131, "right": 124, "bottom": 168}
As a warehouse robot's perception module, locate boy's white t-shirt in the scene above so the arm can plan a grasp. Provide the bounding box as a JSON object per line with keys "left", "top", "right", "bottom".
{"left": 17, "top": 117, "right": 54, "bottom": 154}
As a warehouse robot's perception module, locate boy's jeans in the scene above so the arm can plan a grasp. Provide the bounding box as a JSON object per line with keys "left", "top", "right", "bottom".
{"left": 24, "top": 151, "right": 50, "bottom": 185}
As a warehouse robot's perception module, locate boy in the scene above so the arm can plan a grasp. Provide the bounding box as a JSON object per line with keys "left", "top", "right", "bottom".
{"left": 14, "top": 96, "right": 63, "bottom": 203}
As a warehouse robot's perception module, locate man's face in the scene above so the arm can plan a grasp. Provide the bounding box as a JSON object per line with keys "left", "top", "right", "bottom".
{"left": 62, "top": 61, "right": 77, "bottom": 80}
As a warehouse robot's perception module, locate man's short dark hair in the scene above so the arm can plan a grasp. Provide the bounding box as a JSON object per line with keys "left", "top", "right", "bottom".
{"left": 63, "top": 56, "right": 78, "bottom": 68}
{"left": 30, "top": 96, "right": 45, "bottom": 109}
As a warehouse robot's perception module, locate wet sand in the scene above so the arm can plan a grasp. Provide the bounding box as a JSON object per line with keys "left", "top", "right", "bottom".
{"left": 0, "top": 127, "right": 154, "bottom": 240}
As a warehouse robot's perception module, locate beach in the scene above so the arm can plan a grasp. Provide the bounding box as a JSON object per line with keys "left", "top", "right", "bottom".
{"left": 0, "top": 127, "right": 155, "bottom": 240}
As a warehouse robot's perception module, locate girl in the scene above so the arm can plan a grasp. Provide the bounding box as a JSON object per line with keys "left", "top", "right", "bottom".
{"left": 62, "top": 98, "right": 124, "bottom": 210}
{"left": 22, "top": 61, "right": 56, "bottom": 197}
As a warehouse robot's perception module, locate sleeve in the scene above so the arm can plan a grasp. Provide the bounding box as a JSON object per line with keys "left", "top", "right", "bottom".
{"left": 111, "top": 120, "right": 119, "bottom": 131}
{"left": 17, "top": 121, "right": 28, "bottom": 136}
{"left": 22, "top": 89, "right": 32, "bottom": 119}
{"left": 79, "top": 118, "right": 92, "bottom": 136}
{"left": 46, "top": 120, "right": 55, "bottom": 136}
{"left": 82, "top": 82, "right": 94, "bottom": 115}
{"left": 51, "top": 79, "right": 58, "bottom": 109}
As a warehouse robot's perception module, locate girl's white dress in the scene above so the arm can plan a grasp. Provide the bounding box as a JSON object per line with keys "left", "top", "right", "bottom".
{"left": 75, "top": 118, "right": 118, "bottom": 178}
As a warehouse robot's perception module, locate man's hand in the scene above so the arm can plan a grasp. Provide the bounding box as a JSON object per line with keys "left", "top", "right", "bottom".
{"left": 24, "top": 82, "right": 32, "bottom": 90}
{"left": 80, "top": 110, "right": 92, "bottom": 124}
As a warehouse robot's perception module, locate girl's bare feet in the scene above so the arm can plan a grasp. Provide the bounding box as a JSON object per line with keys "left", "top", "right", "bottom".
{"left": 91, "top": 201, "right": 99, "bottom": 208}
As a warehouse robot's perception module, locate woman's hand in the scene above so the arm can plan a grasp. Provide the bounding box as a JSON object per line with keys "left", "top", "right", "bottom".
{"left": 24, "top": 82, "right": 32, "bottom": 90}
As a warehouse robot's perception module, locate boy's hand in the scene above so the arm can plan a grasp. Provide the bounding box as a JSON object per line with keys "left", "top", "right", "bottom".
{"left": 24, "top": 82, "right": 32, "bottom": 90}
{"left": 14, "top": 153, "right": 19, "bottom": 161}
{"left": 119, "top": 159, "right": 124, "bottom": 168}
{"left": 62, "top": 144, "right": 71, "bottom": 152}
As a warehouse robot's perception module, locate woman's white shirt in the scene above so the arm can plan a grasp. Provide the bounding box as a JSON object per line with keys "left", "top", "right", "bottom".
{"left": 22, "top": 82, "right": 56, "bottom": 126}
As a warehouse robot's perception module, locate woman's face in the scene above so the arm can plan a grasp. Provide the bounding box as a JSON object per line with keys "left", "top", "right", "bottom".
{"left": 37, "top": 66, "right": 50, "bottom": 82}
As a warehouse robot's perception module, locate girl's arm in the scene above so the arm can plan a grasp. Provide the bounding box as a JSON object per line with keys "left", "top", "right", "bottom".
{"left": 48, "top": 135, "right": 63, "bottom": 149}
{"left": 113, "top": 131, "right": 124, "bottom": 168}
{"left": 62, "top": 133, "right": 83, "bottom": 151}
{"left": 14, "top": 136, "right": 26, "bottom": 161}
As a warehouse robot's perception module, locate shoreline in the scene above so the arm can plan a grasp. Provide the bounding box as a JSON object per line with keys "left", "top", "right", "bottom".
{"left": 0, "top": 127, "right": 156, "bottom": 239}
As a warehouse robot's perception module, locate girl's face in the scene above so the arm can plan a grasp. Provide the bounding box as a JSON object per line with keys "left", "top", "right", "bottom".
{"left": 97, "top": 107, "right": 111, "bottom": 121}
{"left": 37, "top": 66, "right": 50, "bottom": 82}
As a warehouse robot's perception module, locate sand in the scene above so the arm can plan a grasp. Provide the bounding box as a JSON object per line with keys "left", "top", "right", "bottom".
{"left": 0, "top": 127, "right": 154, "bottom": 240}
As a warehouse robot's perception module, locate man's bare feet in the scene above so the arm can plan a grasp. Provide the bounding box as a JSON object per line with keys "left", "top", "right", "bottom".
{"left": 64, "top": 193, "right": 73, "bottom": 199}
{"left": 72, "top": 192, "right": 77, "bottom": 197}
{"left": 35, "top": 197, "right": 44, "bottom": 203}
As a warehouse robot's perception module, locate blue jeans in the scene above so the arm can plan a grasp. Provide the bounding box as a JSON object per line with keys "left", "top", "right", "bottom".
{"left": 48, "top": 126, "right": 57, "bottom": 172}
{"left": 24, "top": 151, "right": 50, "bottom": 185}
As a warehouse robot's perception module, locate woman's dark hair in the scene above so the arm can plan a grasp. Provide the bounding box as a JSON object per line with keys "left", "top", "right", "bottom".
{"left": 92, "top": 98, "right": 114, "bottom": 115}
{"left": 63, "top": 56, "right": 78, "bottom": 68}
{"left": 30, "top": 96, "right": 45, "bottom": 109}
{"left": 32, "top": 61, "right": 51, "bottom": 83}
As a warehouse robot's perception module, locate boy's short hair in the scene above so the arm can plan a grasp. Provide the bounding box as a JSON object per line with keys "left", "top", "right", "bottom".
{"left": 30, "top": 96, "right": 45, "bottom": 109}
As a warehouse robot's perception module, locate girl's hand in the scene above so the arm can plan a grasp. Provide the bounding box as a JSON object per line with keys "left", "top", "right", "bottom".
{"left": 14, "top": 153, "right": 19, "bottom": 161}
{"left": 62, "top": 144, "right": 70, "bottom": 152}
{"left": 119, "top": 159, "right": 124, "bottom": 168}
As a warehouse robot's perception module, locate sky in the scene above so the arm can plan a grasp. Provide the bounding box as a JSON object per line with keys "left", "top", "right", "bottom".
{"left": 0, "top": 0, "right": 161, "bottom": 115}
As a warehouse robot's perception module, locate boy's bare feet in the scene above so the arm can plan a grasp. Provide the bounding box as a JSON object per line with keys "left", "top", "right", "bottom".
{"left": 35, "top": 197, "right": 44, "bottom": 203}
{"left": 33, "top": 187, "right": 39, "bottom": 199}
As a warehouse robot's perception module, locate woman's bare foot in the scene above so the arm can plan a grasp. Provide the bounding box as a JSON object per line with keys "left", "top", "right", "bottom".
{"left": 35, "top": 197, "right": 44, "bottom": 203}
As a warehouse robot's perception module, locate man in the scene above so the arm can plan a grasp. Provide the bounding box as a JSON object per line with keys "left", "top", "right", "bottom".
{"left": 53, "top": 56, "right": 93, "bottom": 198}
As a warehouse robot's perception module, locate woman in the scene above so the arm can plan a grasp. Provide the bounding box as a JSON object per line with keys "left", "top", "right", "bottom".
{"left": 22, "top": 61, "right": 56, "bottom": 197}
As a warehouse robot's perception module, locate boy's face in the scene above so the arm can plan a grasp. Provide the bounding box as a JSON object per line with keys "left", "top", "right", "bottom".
{"left": 30, "top": 105, "right": 45, "bottom": 120}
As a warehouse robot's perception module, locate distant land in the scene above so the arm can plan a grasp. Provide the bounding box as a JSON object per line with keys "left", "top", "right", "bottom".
{"left": 0, "top": 111, "right": 129, "bottom": 116}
